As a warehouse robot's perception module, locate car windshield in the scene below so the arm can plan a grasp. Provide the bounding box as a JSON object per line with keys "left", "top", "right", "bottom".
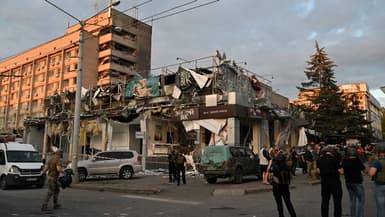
{"left": 6, "top": 151, "right": 42, "bottom": 163}
{"left": 201, "top": 146, "right": 230, "bottom": 164}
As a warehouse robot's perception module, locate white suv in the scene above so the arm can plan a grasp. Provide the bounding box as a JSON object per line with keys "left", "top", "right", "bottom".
{"left": 73, "top": 150, "right": 142, "bottom": 182}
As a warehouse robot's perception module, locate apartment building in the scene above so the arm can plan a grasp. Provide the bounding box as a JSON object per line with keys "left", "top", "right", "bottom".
{"left": 291, "top": 82, "right": 383, "bottom": 140}
{"left": 0, "top": 8, "right": 152, "bottom": 132}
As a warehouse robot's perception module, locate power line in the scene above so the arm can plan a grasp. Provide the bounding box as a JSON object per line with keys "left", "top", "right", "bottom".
{"left": 140, "top": 0, "right": 198, "bottom": 22}
{"left": 0, "top": 0, "right": 220, "bottom": 69}
{"left": 0, "top": 0, "right": 154, "bottom": 63}
{"left": 143, "top": 0, "right": 219, "bottom": 24}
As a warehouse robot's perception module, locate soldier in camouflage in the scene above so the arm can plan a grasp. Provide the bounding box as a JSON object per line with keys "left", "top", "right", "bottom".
{"left": 41, "top": 149, "right": 64, "bottom": 211}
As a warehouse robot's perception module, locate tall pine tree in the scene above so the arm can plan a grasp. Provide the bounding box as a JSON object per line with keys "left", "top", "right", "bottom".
{"left": 298, "top": 41, "right": 347, "bottom": 141}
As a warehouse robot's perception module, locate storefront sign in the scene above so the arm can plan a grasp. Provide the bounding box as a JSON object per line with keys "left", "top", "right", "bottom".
{"left": 200, "top": 105, "right": 236, "bottom": 119}
{"left": 171, "top": 108, "right": 199, "bottom": 121}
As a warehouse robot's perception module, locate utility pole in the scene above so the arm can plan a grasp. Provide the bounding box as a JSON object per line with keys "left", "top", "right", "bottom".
{"left": 45, "top": 0, "right": 120, "bottom": 183}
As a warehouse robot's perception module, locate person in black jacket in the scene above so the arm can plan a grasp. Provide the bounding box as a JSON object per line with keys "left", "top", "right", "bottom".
{"left": 270, "top": 151, "right": 297, "bottom": 217}
{"left": 175, "top": 151, "right": 187, "bottom": 186}
{"left": 341, "top": 148, "right": 367, "bottom": 217}
{"left": 317, "top": 147, "right": 344, "bottom": 217}
{"left": 167, "top": 149, "right": 177, "bottom": 183}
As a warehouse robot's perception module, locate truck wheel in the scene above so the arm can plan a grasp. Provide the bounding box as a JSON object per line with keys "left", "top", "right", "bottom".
{"left": 206, "top": 177, "right": 217, "bottom": 184}
{"left": 0, "top": 177, "right": 8, "bottom": 190}
{"left": 120, "top": 166, "right": 133, "bottom": 179}
{"left": 78, "top": 168, "right": 87, "bottom": 182}
{"left": 233, "top": 168, "right": 243, "bottom": 184}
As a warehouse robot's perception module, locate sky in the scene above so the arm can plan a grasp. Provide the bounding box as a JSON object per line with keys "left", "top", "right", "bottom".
{"left": 1, "top": 0, "right": 384, "bottom": 106}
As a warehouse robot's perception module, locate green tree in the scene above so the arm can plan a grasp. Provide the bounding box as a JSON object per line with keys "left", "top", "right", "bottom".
{"left": 297, "top": 41, "right": 373, "bottom": 143}
{"left": 343, "top": 94, "right": 373, "bottom": 143}
{"left": 298, "top": 41, "right": 346, "bottom": 140}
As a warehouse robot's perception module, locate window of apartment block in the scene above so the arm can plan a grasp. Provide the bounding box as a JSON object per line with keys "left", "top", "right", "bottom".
{"left": 48, "top": 70, "right": 54, "bottom": 78}
{"left": 47, "top": 83, "right": 58, "bottom": 91}
{"left": 23, "top": 91, "right": 30, "bottom": 99}
{"left": 50, "top": 56, "right": 56, "bottom": 66}
{"left": 65, "top": 50, "right": 71, "bottom": 59}
{"left": 65, "top": 65, "right": 71, "bottom": 73}
{"left": 154, "top": 125, "right": 162, "bottom": 141}
{"left": 62, "top": 80, "right": 69, "bottom": 88}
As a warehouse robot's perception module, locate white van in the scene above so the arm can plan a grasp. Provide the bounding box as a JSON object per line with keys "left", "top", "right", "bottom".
{"left": 0, "top": 142, "right": 45, "bottom": 190}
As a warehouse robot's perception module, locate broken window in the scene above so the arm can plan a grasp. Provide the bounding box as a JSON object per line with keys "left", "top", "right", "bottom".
{"left": 113, "top": 42, "right": 135, "bottom": 55}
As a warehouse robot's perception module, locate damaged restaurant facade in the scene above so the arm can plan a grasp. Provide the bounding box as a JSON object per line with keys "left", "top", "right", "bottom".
{"left": 26, "top": 54, "right": 302, "bottom": 169}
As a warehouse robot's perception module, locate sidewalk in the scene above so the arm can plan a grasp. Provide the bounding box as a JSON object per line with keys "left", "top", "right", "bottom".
{"left": 71, "top": 170, "right": 316, "bottom": 197}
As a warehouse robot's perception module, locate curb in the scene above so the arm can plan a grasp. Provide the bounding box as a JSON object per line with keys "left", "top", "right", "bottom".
{"left": 71, "top": 184, "right": 161, "bottom": 195}
{"left": 212, "top": 188, "right": 246, "bottom": 196}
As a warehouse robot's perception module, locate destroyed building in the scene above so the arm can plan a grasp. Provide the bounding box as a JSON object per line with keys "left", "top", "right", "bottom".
{"left": 37, "top": 53, "right": 303, "bottom": 169}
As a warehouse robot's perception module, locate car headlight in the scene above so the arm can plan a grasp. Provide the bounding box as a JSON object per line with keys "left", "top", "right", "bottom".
{"left": 9, "top": 165, "right": 21, "bottom": 174}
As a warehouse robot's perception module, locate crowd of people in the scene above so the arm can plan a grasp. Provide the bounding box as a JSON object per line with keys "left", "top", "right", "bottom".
{"left": 259, "top": 142, "right": 385, "bottom": 217}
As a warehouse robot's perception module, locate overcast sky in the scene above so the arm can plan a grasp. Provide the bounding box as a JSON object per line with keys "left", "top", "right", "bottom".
{"left": 1, "top": 0, "right": 384, "bottom": 106}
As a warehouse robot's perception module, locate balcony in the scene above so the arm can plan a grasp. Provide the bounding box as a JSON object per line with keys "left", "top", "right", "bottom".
{"left": 98, "top": 62, "right": 136, "bottom": 76}
{"left": 98, "top": 49, "right": 136, "bottom": 62}
{"left": 99, "top": 33, "right": 137, "bottom": 49}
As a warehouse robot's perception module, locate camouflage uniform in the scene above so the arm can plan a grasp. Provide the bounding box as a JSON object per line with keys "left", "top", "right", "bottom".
{"left": 42, "top": 154, "right": 62, "bottom": 211}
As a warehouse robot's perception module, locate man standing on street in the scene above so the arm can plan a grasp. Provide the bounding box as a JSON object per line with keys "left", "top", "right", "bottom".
{"left": 317, "top": 146, "right": 344, "bottom": 217}
{"left": 270, "top": 150, "right": 297, "bottom": 217}
{"left": 175, "top": 151, "right": 187, "bottom": 186}
{"left": 259, "top": 144, "right": 271, "bottom": 184}
{"left": 168, "top": 149, "right": 177, "bottom": 183}
{"left": 369, "top": 146, "right": 385, "bottom": 217}
{"left": 41, "top": 149, "right": 64, "bottom": 211}
{"left": 341, "top": 148, "right": 367, "bottom": 217}
{"left": 304, "top": 144, "right": 314, "bottom": 179}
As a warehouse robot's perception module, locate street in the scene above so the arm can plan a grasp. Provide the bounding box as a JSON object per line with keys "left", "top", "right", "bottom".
{"left": 0, "top": 173, "right": 377, "bottom": 217}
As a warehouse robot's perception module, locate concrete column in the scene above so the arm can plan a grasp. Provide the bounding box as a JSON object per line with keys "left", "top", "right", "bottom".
{"left": 107, "top": 119, "right": 113, "bottom": 151}
{"left": 140, "top": 113, "right": 148, "bottom": 170}
{"left": 261, "top": 120, "right": 270, "bottom": 147}
{"left": 101, "top": 121, "right": 108, "bottom": 150}
{"left": 42, "top": 121, "right": 49, "bottom": 160}
{"left": 227, "top": 118, "right": 240, "bottom": 146}
{"left": 252, "top": 121, "right": 261, "bottom": 154}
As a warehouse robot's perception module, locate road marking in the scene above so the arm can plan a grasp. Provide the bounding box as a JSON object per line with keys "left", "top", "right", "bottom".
{"left": 121, "top": 195, "right": 201, "bottom": 205}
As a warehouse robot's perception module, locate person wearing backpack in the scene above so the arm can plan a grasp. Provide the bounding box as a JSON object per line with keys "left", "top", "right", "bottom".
{"left": 341, "top": 148, "right": 367, "bottom": 217}
{"left": 270, "top": 150, "right": 297, "bottom": 217}
{"left": 317, "top": 146, "right": 344, "bottom": 217}
{"left": 369, "top": 147, "right": 385, "bottom": 217}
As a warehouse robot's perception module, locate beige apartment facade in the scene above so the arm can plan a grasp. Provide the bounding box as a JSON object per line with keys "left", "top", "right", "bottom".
{"left": 0, "top": 9, "right": 152, "bottom": 134}
{"left": 291, "top": 82, "right": 383, "bottom": 140}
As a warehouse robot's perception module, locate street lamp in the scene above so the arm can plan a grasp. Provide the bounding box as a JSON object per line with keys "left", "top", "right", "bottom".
{"left": 45, "top": 0, "right": 120, "bottom": 183}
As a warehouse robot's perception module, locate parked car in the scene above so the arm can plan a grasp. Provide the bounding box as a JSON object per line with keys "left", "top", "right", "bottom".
{"left": 70, "top": 150, "right": 142, "bottom": 182}
{"left": 198, "top": 145, "right": 260, "bottom": 184}
{"left": 0, "top": 142, "right": 45, "bottom": 190}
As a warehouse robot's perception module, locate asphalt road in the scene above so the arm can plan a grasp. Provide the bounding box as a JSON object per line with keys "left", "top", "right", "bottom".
{"left": 0, "top": 174, "right": 377, "bottom": 217}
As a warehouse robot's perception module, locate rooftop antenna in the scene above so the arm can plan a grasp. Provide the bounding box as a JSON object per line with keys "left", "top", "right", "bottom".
{"left": 94, "top": 0, "right": 99, "bottom": 22}
{"left": 133, "top": 0, "right": 138, "bottom": 19}
{"left": 94, "top": 0, "right": 99, "bottom": 14}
